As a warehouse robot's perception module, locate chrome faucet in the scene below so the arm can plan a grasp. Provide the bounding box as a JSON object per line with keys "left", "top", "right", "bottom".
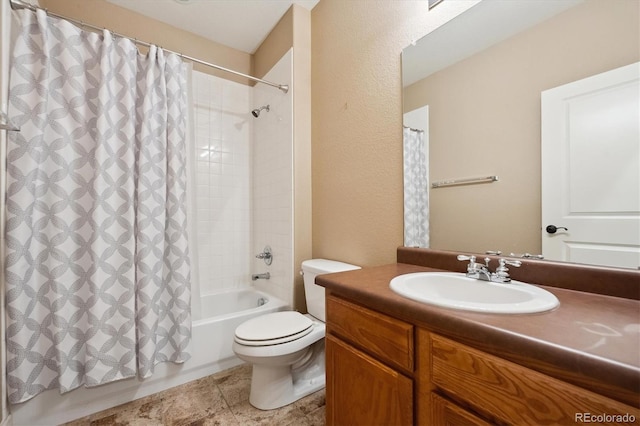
{"left": 457, "top": 255, "right": 491, "bottom": 281}
{"left": 457, "top": 255, "right": 521, "bottom": 283}
{"left": 252, "top": 272, "right": 270, "bottom": 281}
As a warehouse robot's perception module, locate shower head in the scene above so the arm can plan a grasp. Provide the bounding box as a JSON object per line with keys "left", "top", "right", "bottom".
{"left": 251, "top": 105, "right": 270, "bottom": 118}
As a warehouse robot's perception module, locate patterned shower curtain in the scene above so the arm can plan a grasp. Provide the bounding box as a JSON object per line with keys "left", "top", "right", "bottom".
{"left": 403, "top": 126, "right": 429, "bottom": 247}
{"left": 4, "top": 9, "right": 191, "bottom": 404}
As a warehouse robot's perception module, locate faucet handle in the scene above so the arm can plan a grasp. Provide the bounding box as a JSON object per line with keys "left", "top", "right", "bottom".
{"left": 457, "top": 255, "right": 478, "bottom": 275}
{"left": 493, "top": 258, "right": 522, "bottom": 283}
{"left": 256, "top": 245, "right": 273, "bottom": 265}
{"left": 501, "top": 259, "right": 522, "bottom": 268}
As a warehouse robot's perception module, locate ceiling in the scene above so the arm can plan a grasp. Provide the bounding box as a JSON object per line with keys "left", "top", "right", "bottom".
{"left": 106, "top": 0, "right": 320, "bottom": 54}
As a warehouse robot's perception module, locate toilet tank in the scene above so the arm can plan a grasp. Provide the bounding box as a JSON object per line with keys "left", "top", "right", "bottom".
{"left": 301, "top": 259, "right": 360, "bottom": 321}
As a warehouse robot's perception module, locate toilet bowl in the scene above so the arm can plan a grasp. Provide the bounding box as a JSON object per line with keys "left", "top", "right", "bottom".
{"left": 232, "top": 259, "right": 360, "bottom": 410}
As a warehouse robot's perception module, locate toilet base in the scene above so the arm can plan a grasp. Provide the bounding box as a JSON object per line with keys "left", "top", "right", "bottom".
{"left": 249, "top": 364, "right": 325, "bottom": 410}
{"left": 248, "top": 340, "right": 326, "bottom": 410}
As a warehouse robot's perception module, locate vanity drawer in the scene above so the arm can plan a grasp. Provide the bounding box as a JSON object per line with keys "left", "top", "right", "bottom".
{"left": 430, "top": 392, "right": 492, "bottom": 426}
{"left": 430, "top": 333, "right": 640, "bottom": 425}
{"left": 326, "top": 295, "right": 414, "bottom": 372}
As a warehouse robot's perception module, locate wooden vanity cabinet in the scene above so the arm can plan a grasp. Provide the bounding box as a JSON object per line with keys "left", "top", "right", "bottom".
{"left": 421, "top": 331, "right": 640, "bottom": 425}
{"left": 326, "top": 292, "right": 640, "bottom": 426}
{"left": 326, "top": 295, "right": 414, "bottom": 425}
{"left": 326, "top": 335, "right": 413, "bottom": 425}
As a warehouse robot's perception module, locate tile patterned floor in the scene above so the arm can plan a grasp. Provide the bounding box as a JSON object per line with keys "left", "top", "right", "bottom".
{"left": 63, "top": 364, "right": 325, "bottom": 426}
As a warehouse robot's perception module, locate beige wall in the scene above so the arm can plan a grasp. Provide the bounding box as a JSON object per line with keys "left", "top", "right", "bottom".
{"left": 404, "top": 0, "right": 639, "bottom": 255}
{"left": 310, "top": 0, "right": 478, "bottom": 267}
{"left": 254, "top": 7, "right": 294, "bottom": 79}
{"left": 291, "top": 6, "right": 313, "bottom": 310}
{"left": 40, "top": 0, "right": 253, "bottom": 84}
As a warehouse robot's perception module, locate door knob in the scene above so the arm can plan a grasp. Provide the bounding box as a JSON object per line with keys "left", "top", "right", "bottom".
{"left": 545, "top": 225, "right": 568, "bottom": 234}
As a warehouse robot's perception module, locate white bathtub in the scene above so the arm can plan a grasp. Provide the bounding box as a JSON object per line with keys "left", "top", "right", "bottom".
{"left": 11, "top": 288, "right": 288, "bottom": 426}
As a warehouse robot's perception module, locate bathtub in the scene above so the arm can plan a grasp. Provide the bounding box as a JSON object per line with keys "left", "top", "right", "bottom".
{"left": 11, "top": 288, "right": 288, "bottom": 426}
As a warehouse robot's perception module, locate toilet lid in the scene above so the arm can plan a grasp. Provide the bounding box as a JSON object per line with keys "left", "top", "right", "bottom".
{"left": 235, "top": 311, "right": 313, "bottom": 345}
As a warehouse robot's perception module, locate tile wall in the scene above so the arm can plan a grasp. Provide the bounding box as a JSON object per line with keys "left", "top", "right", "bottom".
{"left": 191, "top": 71, "right": 252, "bottom": 297}
{"left": 190, "top": 49, "right": 294, "bottom": 307}
{"left": 251, "top": 50, "right": 294, "bottom": 307}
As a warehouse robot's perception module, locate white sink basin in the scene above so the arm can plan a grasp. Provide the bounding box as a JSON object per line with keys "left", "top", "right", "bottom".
{"left": 389, "top": 272, "right": 559, "bottom": 314}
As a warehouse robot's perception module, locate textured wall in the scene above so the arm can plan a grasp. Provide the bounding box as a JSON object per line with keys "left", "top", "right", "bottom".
{"left": 310, "top": 0, "right": 478, "bottom": 267}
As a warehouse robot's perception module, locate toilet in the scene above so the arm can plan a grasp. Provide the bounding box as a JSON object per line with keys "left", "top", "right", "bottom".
{"left": 232, "top": 259, "right": 360, "bottom": 410}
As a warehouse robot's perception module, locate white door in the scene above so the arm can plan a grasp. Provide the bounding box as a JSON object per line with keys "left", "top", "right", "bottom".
{"left": 541, "top": 62, "right": 640, "bottom": 269}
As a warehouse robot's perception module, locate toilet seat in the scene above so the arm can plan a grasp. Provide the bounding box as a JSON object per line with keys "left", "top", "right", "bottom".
{"left": 234, "top": 311, "right": 314, "bottom": 346}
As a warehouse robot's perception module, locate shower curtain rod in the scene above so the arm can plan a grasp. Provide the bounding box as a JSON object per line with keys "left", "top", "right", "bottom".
{"left": 9, "top": 0, "right": 290, "bottom": 94}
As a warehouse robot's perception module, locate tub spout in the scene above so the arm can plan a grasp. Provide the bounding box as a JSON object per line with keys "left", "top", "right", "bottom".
{"left": 252, "top": 272, "right": 270, "bottom": 281}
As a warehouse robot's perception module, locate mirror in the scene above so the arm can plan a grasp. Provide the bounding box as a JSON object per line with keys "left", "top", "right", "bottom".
{"left": 402, "top": 0, "right": 640, "bottom": 268}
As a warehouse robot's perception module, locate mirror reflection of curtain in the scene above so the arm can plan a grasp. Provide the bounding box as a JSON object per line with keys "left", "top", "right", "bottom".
{"left": 403, "top": 126, "right": 429, "bottom": 247}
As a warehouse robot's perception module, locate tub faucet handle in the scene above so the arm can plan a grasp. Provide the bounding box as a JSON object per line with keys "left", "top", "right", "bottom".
{"left": 256, "top": 245, "right": 273, "bottom": 265}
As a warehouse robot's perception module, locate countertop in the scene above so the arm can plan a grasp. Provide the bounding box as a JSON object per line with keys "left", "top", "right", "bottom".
{"left": 316, "top": 262, "right": 640, "bottom": 407}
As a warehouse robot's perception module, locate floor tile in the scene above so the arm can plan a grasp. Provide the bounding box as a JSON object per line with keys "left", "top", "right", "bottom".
{"left": 61, "top": 363, "right": 325, "bottom": 426}
{"left": 228, "top": 400, "right": 307, "bottom": 426}
{"left": 305, "top": 405, "right": 326, "bottom": 426}
{"left": 294, "top": 388, "right": 325, "bottom": 416}
{"left": 186, "top": 408, "right": 241, "bottom": 426}
{"left": 161, "top": 377, "right": 229, "bottom": 425}
{"left": 211, "top": 364, "right": 252, "bottom": 408}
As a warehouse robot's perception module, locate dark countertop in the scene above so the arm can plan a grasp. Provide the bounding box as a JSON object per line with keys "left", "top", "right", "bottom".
{"left": 317, "top": 262, "right": 640, "bottom": 407}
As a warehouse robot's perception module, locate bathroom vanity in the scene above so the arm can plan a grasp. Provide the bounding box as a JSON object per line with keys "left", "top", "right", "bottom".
{"left": 317, "top": 248, "right": 640, "bottom": 425}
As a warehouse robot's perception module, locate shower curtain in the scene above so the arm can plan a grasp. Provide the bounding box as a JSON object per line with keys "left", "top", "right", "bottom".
{"left": 403, "top": 126, "right": 429, "bottom": 247}
{"left": 4, "top": 9, "right": 191, "bottom": 404}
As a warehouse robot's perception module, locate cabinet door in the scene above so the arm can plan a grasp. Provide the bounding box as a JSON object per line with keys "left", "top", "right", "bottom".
{"left": 326, "top": 334, "right": 413, "bottom": 426}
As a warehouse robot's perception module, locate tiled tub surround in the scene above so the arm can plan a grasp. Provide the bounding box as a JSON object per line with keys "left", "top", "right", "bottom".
{"left": 317, "top": 247, "right": 640, "bottom": 408}
{"left": 251, "top": 50, "right": 295, "bottom": 306}
{"left": 190, "top": 50, "right": 295, "bottom": 307}
{"left": 192, "top": 70, "right": 252, "bottom": 296}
